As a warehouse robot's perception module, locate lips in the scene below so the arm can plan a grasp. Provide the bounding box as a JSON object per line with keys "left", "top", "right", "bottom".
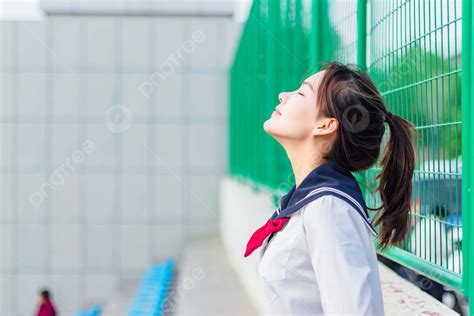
{"left": 274, "top": 109, "right": 282, "bottom": 116}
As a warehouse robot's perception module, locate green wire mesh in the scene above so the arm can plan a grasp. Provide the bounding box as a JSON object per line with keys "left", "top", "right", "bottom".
{"left": 230, "top": 0, "right": 466, "bottom": 292}
{"left": 230, "top": 0, "right": 313, "bottom": 194}
{"left": 365, "top": 0, "right": 463, "bottom": 287}
{"left": 323, "top": 1, "right": 358, "bottom": 63}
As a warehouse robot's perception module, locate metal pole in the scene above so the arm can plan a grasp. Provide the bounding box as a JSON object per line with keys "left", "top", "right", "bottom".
{"left": 357, "top": 0, "right": 368, "bottom": 71}
{"left": 310, "top": 0, "right": 323, "bottom": 71}
{"left": 462, "top": 0, "right": 473, "bottom": 307}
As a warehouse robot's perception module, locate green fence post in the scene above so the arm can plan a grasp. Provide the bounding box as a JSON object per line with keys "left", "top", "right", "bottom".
{"left": 356, "top": 0, "right": 367, "bottom": 71}
{"left": 355, "top": 0, "right": 368, "bottom": 194}
{"left": 310, "top": 0, "right": 322, "bottom": 71}
{"left": 265, "top": 0, "right": 277, "bottom": 187}
{"left": 462, "top": 0, "right": 473, "bottom": 306}
{"left": 229, "top": 65, "right": 234, "bottom": 175}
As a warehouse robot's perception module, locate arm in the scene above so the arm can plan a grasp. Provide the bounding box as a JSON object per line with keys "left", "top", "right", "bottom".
{"left": 301, "top": 195, "right": 377, "bottom": 315}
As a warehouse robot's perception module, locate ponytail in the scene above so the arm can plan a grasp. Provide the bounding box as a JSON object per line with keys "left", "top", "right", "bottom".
{"left": 373, "top": 113, "right": 415, "bottom": 250}
{"left": 317, "top": 62, "right": 416, "bottom": 249}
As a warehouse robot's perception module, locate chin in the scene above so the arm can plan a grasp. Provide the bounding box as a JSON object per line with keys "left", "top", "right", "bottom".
{"left": 263, "top": 120, "right": 286, "bottom": 142}
{"left": 263, "top": 119, "right": 276, "bottom": 135}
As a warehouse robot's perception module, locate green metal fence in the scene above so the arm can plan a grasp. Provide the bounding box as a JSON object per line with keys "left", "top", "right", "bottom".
{"left": 230, "top": 0, "right": 474, "bottom": 307}
{"left": 365, "top": 0, "right": 464, "bottom": 291}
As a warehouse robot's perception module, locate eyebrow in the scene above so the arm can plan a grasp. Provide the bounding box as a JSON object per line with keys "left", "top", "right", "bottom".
{"left": 301, "top": 81, "right": 314, "bottom": 92}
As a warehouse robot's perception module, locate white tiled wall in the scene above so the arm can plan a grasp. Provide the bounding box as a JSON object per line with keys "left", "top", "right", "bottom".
{"left": 0, "top": 15, "right": 240, "bottom": 316}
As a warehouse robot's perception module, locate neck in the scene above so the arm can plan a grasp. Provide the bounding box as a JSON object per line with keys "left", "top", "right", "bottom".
{"left": 284, "top": 142, "right": 328, "bottom": 189}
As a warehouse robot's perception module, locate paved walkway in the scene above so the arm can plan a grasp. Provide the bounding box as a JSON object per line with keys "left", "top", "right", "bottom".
{"left": 100, "top": 278, "right": 141, "bottom": 316}
{"left": 173, "top": 236, "right": 258, "bottom": 316}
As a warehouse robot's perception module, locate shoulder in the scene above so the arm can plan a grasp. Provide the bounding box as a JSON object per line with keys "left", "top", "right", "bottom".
{"left": 301, "top": 194, "right": 361, "bottom": 223}
{"left": 300, "top": 195, "right": 371, "bottom": 246}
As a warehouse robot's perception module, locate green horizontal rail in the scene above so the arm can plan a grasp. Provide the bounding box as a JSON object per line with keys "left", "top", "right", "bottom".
{"left": 378, "top": 242, "right": 463, "bottom": 290}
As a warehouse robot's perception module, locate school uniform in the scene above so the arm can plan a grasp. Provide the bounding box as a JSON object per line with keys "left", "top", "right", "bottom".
{"left": 244, "top": 161, "right": 385, "bottom": 316}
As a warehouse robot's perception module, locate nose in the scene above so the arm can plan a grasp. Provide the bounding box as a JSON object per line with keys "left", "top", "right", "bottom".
{"left": 279, "top": 92, "right": 287, "bottom": 103}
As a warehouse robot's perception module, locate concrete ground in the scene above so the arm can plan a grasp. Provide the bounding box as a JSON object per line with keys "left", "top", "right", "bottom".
{"left": 172, "top": 236, "right": 258, "bottom": 316}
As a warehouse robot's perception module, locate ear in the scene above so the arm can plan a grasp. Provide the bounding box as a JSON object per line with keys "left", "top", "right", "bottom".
{"left": 312, "top": 117, "right": 339, "bottom": 136}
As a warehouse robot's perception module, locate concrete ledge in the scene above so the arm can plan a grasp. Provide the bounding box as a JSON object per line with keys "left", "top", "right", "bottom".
{"left": 379, "top": 263, "right": 458, "bottom": 315}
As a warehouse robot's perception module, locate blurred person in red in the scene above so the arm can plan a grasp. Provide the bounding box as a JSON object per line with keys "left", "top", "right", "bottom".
{"left": 36, "top": 289, "right": 56, "bottom": 316}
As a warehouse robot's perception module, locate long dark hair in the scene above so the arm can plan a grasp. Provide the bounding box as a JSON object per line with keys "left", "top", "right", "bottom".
{"left": 316, "top": 62, "right": 415, "bottom": 250}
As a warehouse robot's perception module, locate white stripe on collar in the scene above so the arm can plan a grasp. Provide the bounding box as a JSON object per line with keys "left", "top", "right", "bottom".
{"left": 298, "top": 187, "right": 365, "bottom": 218}
{"left": 298, "top": 187, "right": 377, "bottom": 236}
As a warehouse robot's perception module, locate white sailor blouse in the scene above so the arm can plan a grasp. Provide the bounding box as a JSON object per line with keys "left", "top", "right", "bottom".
{"left": 244, "top": 161, "right": 385, "bottom": 315}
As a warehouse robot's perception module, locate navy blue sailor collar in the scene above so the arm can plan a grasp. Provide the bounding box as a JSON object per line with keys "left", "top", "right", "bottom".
{"left": 271, "top": 161, "right": 377, "bottom": 236}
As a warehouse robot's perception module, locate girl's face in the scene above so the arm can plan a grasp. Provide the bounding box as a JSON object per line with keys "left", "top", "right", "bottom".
{"left": 263, "top": 71, "right": 333, "bottom": 143}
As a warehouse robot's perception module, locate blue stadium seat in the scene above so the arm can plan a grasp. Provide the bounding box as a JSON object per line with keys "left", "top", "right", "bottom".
{"left": 127, "top": 258, "right": 175, "bottom": 316}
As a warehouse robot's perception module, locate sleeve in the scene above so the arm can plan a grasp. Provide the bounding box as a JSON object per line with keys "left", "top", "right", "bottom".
{"left": 301, "top": 195, "right": 376, "bottom": 315}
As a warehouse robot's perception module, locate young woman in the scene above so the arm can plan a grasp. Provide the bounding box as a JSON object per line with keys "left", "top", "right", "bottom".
{"left": 244, "top": 62, "right": 415, "bottom": 315}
